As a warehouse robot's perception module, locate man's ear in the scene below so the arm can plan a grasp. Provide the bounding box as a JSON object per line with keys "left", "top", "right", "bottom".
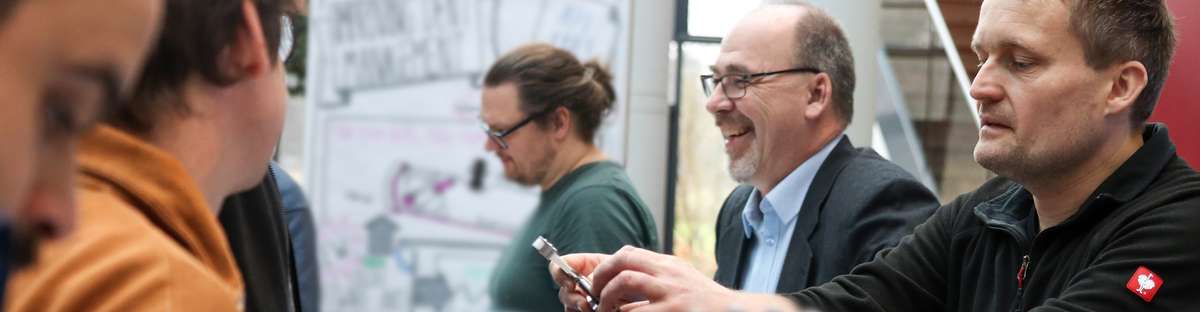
{"left": 1105, "top": 60, "right": 1148, "bottom": 116}
{"left": 551, "top": 106, "right": 573, "bottom": 140}
{"left": 218, "top": 0, "right": 272, "bottom": 81}
{"left": 804, "top": 73, "right": 833, "bottom": 120}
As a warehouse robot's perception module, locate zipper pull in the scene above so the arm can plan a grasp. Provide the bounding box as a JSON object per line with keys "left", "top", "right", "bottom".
{"left": 1017, "top": 255, "right": 1030, "bottom": 289}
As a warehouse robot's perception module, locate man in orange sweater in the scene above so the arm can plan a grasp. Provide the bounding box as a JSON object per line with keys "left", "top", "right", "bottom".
{"left": 5, "top": 0, "right": 301, "bottom": 310}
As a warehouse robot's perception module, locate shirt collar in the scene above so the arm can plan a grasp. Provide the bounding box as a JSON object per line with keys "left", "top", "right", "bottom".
{"left": 743, "top": 136, "right": 843, "bottom": 238}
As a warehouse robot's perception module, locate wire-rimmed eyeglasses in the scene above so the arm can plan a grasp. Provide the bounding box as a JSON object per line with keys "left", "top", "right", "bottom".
{"left": 700, "top": 67, "right": 822, "bottom": 99}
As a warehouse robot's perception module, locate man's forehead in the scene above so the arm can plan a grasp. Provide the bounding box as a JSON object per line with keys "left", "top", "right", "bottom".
{"left": 479, "top": 84, "right": 522, "bottom": 123}
{"left": 712, "top": 35, "right": 787, "bottom": 74}
{"left": 973, "top": 0, "right": 1069, "bottom": 52}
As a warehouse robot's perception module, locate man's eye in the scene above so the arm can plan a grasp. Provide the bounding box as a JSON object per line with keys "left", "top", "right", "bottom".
{"left": 41, "top": 93, "right": 80, "bottom": 138}
{"left": 733, "top": 76, "right": 752, "bottom": 87}
{"left": 1011, "top": 57, "right": 1036, "bottom": 71}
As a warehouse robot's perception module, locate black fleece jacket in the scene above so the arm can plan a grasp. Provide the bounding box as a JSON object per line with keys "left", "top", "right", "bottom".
{"left": 788, "top": 123, "right": 1200, "bottom": 311}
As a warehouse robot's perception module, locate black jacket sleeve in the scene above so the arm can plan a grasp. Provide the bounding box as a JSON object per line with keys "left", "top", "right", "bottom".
{"left": 786, "top": 195, "right": 962, "bottom": 311}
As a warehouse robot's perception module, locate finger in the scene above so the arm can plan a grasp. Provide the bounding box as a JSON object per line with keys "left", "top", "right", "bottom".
{"left": 622, "top": 297, "right": 687, "bottom": 312}
{"left": 561, "top": 298, "right": 589, "bottom": 312}
{"left": 558, "top": 283, "right": 589, "bottom": 311}
{"left": 619, "top": 300, "right": 650, "bottom": 311}
{"left": 591, "top": 246, "right": 670, "bottom": 293}
{"left": 552, "top": 253, "right": 609, "bottom": 287}
{"left": 597, "top": 270, "right": 671, "bottom": 312}
{"left": 550, "top": 266, "right": 577, "bottom": 291}
{"left": 561, "top": 253, "right": 608, "bottom": 277}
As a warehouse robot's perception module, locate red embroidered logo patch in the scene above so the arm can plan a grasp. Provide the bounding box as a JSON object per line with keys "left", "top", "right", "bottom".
{"left": 1125, "top": 266, "right": 1163, "bottom": 302}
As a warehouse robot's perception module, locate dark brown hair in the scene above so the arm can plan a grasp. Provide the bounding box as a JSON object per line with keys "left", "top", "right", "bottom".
{"left": 109, "top": 0, "right": 300, "bottom": 134}
{"left": 483, "top": 43, "right": 616, "bottom": 143}
{"left": 1068, "top": 0, "right": 1176, "bottom": 126}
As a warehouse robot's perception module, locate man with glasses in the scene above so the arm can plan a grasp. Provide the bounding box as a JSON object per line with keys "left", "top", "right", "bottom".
{"left": 551, "top": 3, "right": 936, "bottom": 310}
{"left": 697, "top": 1, "right": 938, "bottom": 295}
{"left": 5, "top": 0, "right": 302, "bottom": 310}
{"left": 480, "top": 43, "right": 658, "bottom": 311}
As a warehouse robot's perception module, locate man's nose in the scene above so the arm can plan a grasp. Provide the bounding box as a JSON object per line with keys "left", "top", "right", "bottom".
{"left": 21, "top": 149, "right": 78, "bottom": 239}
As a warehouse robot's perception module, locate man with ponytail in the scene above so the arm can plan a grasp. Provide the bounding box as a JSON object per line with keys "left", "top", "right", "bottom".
{"left": 480, "top": 43, "right": 658, "bottom": 311}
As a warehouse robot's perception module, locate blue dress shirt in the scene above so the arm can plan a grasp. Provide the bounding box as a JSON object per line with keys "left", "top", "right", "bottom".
{"left": 739, "top": 137, "right": 840, "bottom": 293}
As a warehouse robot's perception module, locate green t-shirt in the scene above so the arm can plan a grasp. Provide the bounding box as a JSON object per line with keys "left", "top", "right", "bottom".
{"left": 489, "top": 161, "right": 659, "bottom": 311}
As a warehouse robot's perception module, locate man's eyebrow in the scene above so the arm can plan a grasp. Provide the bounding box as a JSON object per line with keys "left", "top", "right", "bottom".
{"left": 998, "top": 38, "right": 1038, "bottom": 54}
{"left": 709, "top": 64, "right": 751, "bottom": 75}
{"left": 724, "top": 63, "right": 750, "bottom": 74}
{"left": 971, "top": 36, "right": 1036, "bottom": 56}
{"left": 66, "top": 63, "right": 121, "bottom": 123}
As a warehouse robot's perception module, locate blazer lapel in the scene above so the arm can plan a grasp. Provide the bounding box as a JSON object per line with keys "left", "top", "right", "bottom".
{"left": 775, "top": 136, "right": 855, "bottom": 292}
{"left": 714, "top": 186, "right": 756, "bottom": 288}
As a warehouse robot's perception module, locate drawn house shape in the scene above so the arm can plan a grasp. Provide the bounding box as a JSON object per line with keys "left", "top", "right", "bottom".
{"left": 413, "top": 273, "right": 453, "bottom": 311}
{"left": 366, "top": 214, "right": 399, "bottom": 257}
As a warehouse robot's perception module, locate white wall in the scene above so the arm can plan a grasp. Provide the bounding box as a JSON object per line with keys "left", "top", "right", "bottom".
{"left": 621, "top": 0, "right": 675, "bottom": 244}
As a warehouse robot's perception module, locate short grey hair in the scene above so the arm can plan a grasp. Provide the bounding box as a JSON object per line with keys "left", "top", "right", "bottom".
{"left": 762, "top": 0, "right": 856, "bottom": 125}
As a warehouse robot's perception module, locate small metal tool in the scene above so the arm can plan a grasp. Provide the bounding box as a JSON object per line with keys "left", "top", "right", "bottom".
{"left": 533, "top": 235, "right": 600, "bottom": 311}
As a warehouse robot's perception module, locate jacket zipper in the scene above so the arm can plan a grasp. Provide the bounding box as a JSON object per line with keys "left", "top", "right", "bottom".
{"left": 1013, "top": 254, "right": 1030, "bottom": 312}
{"left": 1017, "top": 255, "right": 1030, "bottom": 289}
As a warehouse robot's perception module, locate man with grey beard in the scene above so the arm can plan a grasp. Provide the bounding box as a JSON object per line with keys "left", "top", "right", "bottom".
{"left": 698, "top": 1, "right": 939, "bottom": 295}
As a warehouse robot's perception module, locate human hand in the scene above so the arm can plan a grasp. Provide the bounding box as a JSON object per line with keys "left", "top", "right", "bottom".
{"left": 550, "top": 252, "right": 609, "bottom": 311}
{"left": 587, "top": 246, "right": 799, "bottom": 312}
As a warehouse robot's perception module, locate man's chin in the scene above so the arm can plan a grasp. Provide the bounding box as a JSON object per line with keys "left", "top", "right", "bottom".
{"left": 728, "top": 159, "right": 757, "bottom": 183}
{"left": 974, "top": 147, "right": 1020, "bottom": 178}
{"left": 504, "top": 172, "right": 537, "bottom": 187}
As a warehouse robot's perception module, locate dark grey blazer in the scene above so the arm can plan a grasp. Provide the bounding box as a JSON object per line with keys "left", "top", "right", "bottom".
{"left": 713, "top": 136, "right": 940, "bottom": 293}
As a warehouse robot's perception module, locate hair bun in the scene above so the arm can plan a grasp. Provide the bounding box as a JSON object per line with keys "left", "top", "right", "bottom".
{"left": 582, "top": 60, "right": 615, "bottom": 111}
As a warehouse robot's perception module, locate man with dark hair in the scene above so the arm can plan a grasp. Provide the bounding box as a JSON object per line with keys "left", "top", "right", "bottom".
{"left": 0, "top": 0, "right": 162, "bottom": 304}
{"left": 552, "top": 0, "right": 1199, "bottom": 311}
{"left": 5, "top": 0, "right": 302, "bottom": 310}
{"left": 480, "top": 43, "right": 658, "bottom": 311}
{"left": 703, "top": 1, "right": 937, "bottom": 295}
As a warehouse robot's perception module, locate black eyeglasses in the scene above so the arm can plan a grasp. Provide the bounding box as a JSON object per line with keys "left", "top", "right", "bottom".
{"left": 481, "top": 110, "right": 550, "bottom": 150}
{"left": 700, "top": 67, "right": 822, "bottom": 99}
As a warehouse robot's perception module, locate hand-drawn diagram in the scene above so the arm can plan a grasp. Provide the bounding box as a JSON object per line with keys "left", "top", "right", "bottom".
{"left": 309, "top": 0, "right": 625, "bottom": 106}
{"left": 306, "top": 0, "right": 629, "bottom": 310}
{"left": 312, "top": 117, "right": 537, "bottom": 311}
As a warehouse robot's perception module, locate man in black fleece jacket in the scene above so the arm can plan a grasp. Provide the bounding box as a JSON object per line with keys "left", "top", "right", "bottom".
{"left": 550, "top": 0, "right": 1199, "bottom": 311}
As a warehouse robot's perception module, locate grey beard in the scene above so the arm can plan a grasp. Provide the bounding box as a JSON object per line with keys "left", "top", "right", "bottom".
{"left": 728, "top": 142, "right": 761, "bottom": 183}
